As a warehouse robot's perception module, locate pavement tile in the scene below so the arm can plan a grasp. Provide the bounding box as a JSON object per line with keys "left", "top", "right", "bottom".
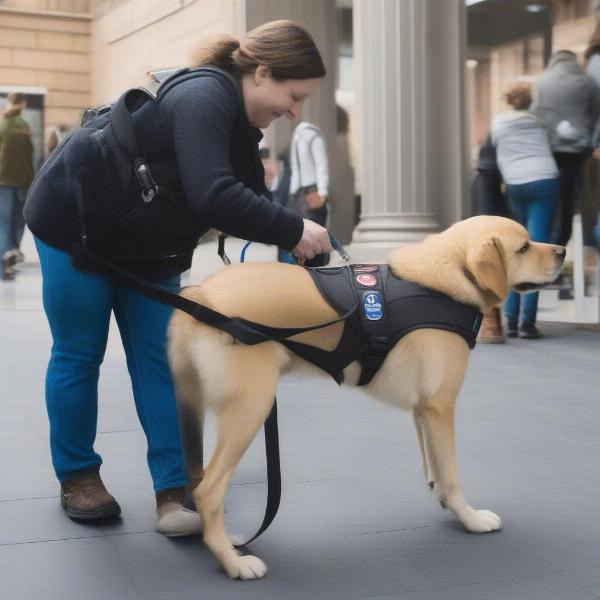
{"left": 0, "top": 536, "right": 144, "bottom": 600}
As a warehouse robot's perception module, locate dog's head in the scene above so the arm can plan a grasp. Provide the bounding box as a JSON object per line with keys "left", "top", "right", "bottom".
{"left": 458, "top": 216, "right": 565, "bottom": 308}
{"left": 389, "top": 216, "right": 566, "bottom": 312}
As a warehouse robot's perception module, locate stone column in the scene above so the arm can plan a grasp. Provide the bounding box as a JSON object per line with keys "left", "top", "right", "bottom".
{"left": 350, "top": 0, "right": 467, "bottom": 258}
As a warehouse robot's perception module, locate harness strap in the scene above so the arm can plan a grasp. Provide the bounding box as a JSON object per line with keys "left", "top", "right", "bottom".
{"left": 357, "top": 336, "right": 390, "bottom": 386}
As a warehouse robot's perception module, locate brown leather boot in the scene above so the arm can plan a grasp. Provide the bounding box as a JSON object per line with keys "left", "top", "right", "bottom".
{"left": 60, "top": 470, "right": 121, "bottom": 521}
{"left": 477, "top": 307, "right": 505, "bottom": 344}
{"left": 156, "top": 487, "right": 202, "bottom": 537}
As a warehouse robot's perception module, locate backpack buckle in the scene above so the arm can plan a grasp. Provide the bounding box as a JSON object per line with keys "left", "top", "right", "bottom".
{"left": 135, "top": 161, "right": 158, "bottom": 203}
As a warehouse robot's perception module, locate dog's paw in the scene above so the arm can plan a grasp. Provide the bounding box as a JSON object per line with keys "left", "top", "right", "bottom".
{"left": 227, "top": 555, "right": 268, "bottom": 580}
{"left": 461, "top": 508, "right": 502, "bottom": 533}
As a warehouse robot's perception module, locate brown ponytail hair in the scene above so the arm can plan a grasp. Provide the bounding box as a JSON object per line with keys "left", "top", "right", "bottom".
{"left": 190, "top": 20, "right": 326, "bottom": 81}
{"left": 503, "top": 82, "right": 532, "bottom": 111}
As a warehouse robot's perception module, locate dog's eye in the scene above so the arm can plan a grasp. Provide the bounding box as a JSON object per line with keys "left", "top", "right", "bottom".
{"left": 517, "top": 242, "right": 529, "bottom": 254}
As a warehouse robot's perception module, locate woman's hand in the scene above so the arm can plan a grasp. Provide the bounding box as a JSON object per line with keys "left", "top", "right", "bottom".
{"left": 291, "top": 219, "right": 333, "bottom": 261}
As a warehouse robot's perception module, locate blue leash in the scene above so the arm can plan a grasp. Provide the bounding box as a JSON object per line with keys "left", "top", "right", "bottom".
{"left": 240, "top": 240, "right": 252, "bottom": 263}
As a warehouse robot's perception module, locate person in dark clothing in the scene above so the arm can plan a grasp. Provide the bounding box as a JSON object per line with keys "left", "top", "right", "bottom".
{"left": 24, "top": 20, "right": 331, "bottom": 534}
{"left": 533, "top": 50, "right": 600, "bottom": 248}
{"left": 471, "top": 134, "right": 508, "bottom": 218}
{"left": 471, "top": 134, "right": 509, "bottom": 343}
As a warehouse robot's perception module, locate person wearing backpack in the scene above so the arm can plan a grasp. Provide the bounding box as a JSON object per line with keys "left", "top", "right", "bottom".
{"left": 23, "top": 20, "right": 332, "bottom": 535}
{"left": 0, "top": 93, "right": 33, "bottom": 280}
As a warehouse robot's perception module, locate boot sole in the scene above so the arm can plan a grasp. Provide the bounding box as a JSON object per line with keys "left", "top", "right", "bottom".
{"left": 62, "top": 500, "right": 121, "bottom": 521}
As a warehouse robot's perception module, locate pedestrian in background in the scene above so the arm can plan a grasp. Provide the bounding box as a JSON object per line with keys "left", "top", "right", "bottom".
{"left": 583, "top": 41, "right": 600, "bottom": 256}
{"left": 0, "top": 92, "right": 33, "bottom": 280}
{"left": 472, "top": 133, "right": 509, "bottom": 343}
{"left": 532, "top": 50, "right": 600, "bottom": 299}
{"left": 289, "top": 120, "right": 330, "bottom": 266}
{"left": 492, "top": 82, "right": 559, "bottom": 339}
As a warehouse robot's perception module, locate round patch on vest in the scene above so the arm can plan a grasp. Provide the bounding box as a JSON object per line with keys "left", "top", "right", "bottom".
{"left": 353, "top": 265, "right": 378, "bottom": 273}
{"left": 363, "top": 291, "right": 383, "bottom": 320}
{"left": 356, "top": 274, "right": 377, "bottom": 287}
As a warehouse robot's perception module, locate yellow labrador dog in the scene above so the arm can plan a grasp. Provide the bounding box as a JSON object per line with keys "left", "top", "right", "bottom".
{"left": 167, "top": 215, "right": 565, "bottom": 579}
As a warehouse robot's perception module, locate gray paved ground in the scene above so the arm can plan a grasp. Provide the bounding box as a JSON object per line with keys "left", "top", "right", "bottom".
{"left": 1, "top": 233, "right": 599, "bottom": 600}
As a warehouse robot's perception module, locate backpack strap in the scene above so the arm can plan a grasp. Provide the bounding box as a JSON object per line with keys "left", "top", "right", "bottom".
{"left": 109, "top": 66, "right": 242, "bottom": 202}
{"left": 110, "top": 66, "right": 241, "bottom": 159}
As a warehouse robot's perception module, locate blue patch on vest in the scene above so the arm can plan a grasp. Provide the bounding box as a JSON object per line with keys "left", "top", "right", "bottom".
{"left": 363, "top": 291, "right": 383, "bottom": 321}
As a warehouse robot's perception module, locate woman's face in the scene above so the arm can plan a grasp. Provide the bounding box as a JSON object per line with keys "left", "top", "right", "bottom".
{"left": 242, "top": 66, "right": 322, "bottom": 129}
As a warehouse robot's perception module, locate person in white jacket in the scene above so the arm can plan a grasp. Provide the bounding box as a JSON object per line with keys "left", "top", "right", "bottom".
{"left": 289, "top": 121, "right": 330, "bottom": 266}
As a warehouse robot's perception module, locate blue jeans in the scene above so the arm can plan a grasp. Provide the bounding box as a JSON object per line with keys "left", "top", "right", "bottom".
{"left": 504, "top": 178, "right": 559, "bottom": 326}
{"left": 34, "top": 237, "right": 187, "bottom": 491}
{"left": 0, "top": 185, "right": 16, "bottom": 261}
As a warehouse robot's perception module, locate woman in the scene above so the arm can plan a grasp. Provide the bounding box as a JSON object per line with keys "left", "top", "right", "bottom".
{"left": 491, "top": 82, "right": 559, "bottom": 339}
{"left": 24, "top": 20, "right": 332, "bottom": 535}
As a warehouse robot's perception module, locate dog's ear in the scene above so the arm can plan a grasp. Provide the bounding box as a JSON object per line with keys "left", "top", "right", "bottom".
{"left": 466, "top": 236, "right": 507, "bottom": 302}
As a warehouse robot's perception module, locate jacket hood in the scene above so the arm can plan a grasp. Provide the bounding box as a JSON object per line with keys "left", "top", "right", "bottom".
{"left": 546, "top": 51, "right": 583, "bottom": 74}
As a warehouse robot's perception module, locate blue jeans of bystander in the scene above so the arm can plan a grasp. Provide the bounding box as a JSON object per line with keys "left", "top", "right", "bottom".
{"left": 504, "top": 178, "right": 559, "bottom": 327}
{"left": 0, "top": 185, "right": 16, "bottom": 262}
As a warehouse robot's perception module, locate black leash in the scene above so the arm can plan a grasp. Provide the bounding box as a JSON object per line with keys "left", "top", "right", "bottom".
{"left": 72, "top": 242, "right": 356, "bottom": 347}
{"left": 72, "top": 239, "right": 357, "bottom": 547}
{"left": 216, "top": 231, "right": 279, "bottom": 548}
{"left": 235, "top": 400, "right": 281, "bottom": 548}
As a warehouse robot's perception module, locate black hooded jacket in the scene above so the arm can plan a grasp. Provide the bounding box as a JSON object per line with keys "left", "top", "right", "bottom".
{"left": 24, "top": 68, "right": 304, "bottom": 279}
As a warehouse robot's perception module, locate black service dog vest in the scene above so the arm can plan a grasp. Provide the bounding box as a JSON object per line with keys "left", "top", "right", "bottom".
{"left": 289, "top": 265, "right": 483, "bottom": 386}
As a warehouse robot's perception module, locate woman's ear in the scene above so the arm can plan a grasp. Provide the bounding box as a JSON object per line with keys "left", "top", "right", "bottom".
{"left": 466, "top": 236, "right": 508, "bottom": 302}
{"left": 254, "top": 65, "right": 271, "bottom": 84}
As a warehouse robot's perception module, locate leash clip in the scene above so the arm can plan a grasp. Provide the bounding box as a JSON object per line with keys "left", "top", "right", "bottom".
{"left": 328, "top": 233, "right": 351, "bottom": 262}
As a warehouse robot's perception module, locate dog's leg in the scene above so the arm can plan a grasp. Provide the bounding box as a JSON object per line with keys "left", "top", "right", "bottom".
{"left": 191, "top": 358, "right": 278, "bottom": 580}
{"left": 418, "top": 398, "right": 502, "bottom": 533}
{"left": 412, "top": 410, "right": 434, "bottom": 489}
{"left": 173, "top": 366, "right": 205, "bottom": 489}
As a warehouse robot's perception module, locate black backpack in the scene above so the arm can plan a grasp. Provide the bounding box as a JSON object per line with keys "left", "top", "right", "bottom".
{"left": 27, "top": 66, "right": 240, "bottom": 265}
